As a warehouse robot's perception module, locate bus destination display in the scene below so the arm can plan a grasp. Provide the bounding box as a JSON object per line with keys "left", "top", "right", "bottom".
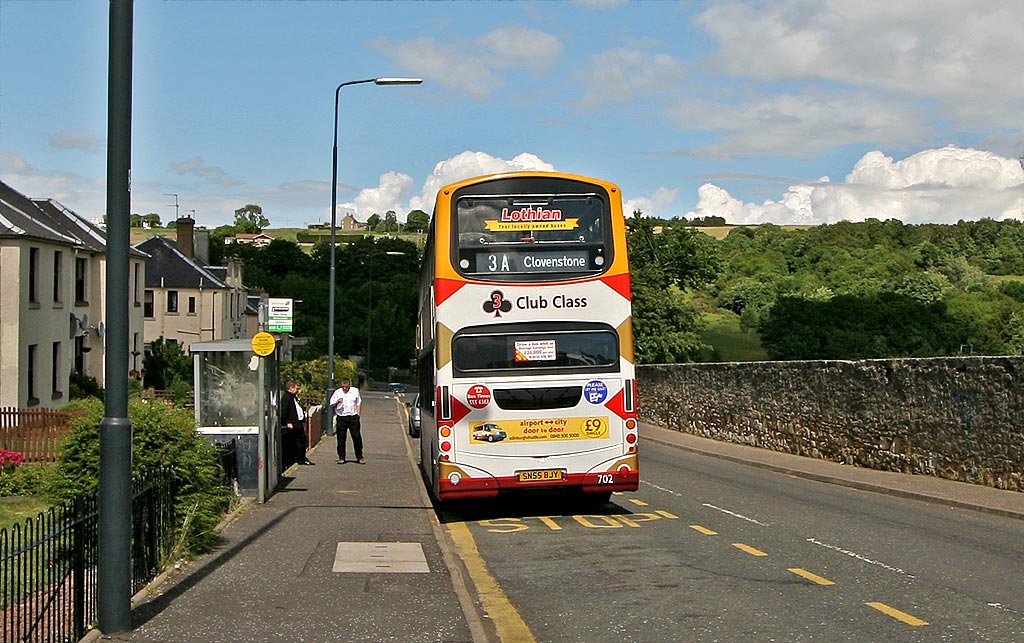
{"left": 474, "top": 249, "right": 591, "bottom": 274}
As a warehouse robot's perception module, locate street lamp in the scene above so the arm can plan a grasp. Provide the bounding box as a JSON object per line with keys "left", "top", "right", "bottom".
{"left": 367, "top": 250, "right": 407, "bottom": 373}
{"left": 326, "top": 77, "right": 421, "bottom": 432}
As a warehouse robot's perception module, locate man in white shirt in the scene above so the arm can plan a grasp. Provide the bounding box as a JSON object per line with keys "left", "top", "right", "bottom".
{"left": 329, "top": 378, "right": 364, "bottom": 464}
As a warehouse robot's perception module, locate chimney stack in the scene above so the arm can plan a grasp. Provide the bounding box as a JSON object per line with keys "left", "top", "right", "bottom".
{"left": 176, "top": 216, "right": 195, "bottom": 258}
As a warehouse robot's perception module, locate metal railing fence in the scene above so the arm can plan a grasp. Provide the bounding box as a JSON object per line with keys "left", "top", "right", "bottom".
{"left": 1, "top": 468, "right": 177, "bottom": 643}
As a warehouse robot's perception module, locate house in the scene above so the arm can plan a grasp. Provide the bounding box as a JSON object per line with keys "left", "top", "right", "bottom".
{"left": 134, "top": 217, "right": 255, "bottom": 354}
{"left": 339, "top": 214, "right": 366, "bottom": 231}
{"left": 0, "top": 180, "right": 147, "bottom": 408}
{"left": 224, "top": 232, "right": 274, "bottom": 246}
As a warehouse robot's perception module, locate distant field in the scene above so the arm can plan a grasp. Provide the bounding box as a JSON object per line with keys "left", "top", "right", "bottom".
{"left": 699, "top": 309, "right": 768, "bottom": 362}
{"left": 690, "top": 225, "right": 814, "bottom": 240}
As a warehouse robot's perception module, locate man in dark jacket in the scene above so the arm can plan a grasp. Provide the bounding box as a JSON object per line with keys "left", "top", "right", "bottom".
{"left": 281, "top": 380, "right": 314, "bottom": 466}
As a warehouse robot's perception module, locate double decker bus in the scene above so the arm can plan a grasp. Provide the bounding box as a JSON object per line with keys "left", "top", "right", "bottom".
{"left": 414, "top": 172, "right": 639, "bottom": 502}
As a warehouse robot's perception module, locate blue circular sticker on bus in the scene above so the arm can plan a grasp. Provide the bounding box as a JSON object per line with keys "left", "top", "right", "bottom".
{"left": 583, "top": 380, "right": 608, "bottom": 404}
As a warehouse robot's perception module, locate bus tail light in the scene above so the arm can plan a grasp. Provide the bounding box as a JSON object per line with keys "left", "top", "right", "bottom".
{"left": 626, "top": 433, "right": 637, "bottom": 444}
{"left": 440, "top": 440, "right": 452, "bottom": 452}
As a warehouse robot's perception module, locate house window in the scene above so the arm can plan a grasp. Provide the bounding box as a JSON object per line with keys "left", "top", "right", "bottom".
{"left": 51, "top": 341, "right": 63, "bottom": 399}
{"left": 27, "top": 344, "right": 38, "bottom": 405}
{"left": 29, "top": 247, "right": 39, "bottom": 304}
{"left": 75, "top": 257, "right": 87, "bottom": 303}
{"left": 74, "top": 336, "right": 85, "bottom": 373}
{"left": 144, "top": 290, "right": 154, "bottom": 318}
{"left": 188, "top": 296, "right": 196, "bottom": 314}
{"left": 53, "top": 251, "right": 63, "bottom": 304}
{"left": 133, "top": 263, "right": 142, "bottom": 306}
{"left": 167, "top": 290, "right": 179, "bottom": 314}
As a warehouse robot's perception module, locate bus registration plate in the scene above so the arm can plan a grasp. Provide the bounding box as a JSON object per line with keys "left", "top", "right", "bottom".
{"left": 517, "top": 469, "right": 565, "bottom": 482}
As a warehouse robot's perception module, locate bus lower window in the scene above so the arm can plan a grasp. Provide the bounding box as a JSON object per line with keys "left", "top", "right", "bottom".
{"left": 453, "top": 329, "right": 619, "bottom": 375}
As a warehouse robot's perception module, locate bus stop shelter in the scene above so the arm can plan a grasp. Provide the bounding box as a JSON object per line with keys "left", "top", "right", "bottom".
{"left": 189, "top": 338, "right": 281, "bottom": 502}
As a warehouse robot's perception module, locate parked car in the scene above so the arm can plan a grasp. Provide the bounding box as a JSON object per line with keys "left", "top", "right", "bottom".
{"left": 388, "top": 382, "right": 407, "bottom": 394}
{"left": 407, "top": 393, "right": 421, "bottom": 437}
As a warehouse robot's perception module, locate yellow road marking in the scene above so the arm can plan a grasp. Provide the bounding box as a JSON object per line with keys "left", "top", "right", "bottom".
{"left": 732, "top": 543, "right": 768, "bottom": 556}
{"left": 788, "top": 568, "right": 835, "bottom": 585}
{"left": 447, "top": 521, "right": 536, "bottom": 642}
{"left": 689, "top": 524, "right": 718, "bottom": 536}
{"left": 655, "top": 510, "right": 678, "bottom": 519}
{"left": 628, "top": 498, "right": 649, "bottom": 506}
{"left": 866, "top": 602, "right": 929, "bottom": 626}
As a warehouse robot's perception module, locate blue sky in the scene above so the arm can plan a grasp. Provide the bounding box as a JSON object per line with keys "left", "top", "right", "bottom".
{"left": 2, "top": 1, "right": 1024, "bottom": 229}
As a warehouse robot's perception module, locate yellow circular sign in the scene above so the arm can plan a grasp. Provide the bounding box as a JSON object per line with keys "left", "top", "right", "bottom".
{"left": 251, "top": 332, "right": 276, "bottom": 356}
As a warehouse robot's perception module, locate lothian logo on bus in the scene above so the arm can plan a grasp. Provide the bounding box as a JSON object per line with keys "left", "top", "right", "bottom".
{"left": 500, "top": 206, "right": 563, "bottom": 221}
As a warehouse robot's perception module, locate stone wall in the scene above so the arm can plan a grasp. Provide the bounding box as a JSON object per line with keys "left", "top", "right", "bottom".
{"left": 637, "top": 357, "right": 1024, "bottom": 492}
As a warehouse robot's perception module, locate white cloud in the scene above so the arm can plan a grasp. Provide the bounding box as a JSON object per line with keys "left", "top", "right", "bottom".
{"left": 49, "top": 129, "right": 102, "bottom": 153}
{"left": 408, "top": 151, "right": 556, "bottom": 216}
{"left": 686, "top": 146, "right": 1024, "bottom": 225}
{"left": 0, "top": 151, "right": 33, "bottom": 174}
{"left": 624, "top": 186, "right": 680, "bottom": 217}
{"left": 337, "top": 171, "right": 416, "bottom": 223}
{"left": 668, "top": 92, "right": 925, "bottom": 158}
{"left": 170, "top": 157, "right": 242, "bottom": 187}
{"left": 479, "top": 26, "right": 562, "bottom": 73}
{"left": 375, "top": 37, "right": 501, "bottom": 100}
{"left": 695, "top": 1, "right": 1024, "bottom": 128}
{"left": 577, "top": 48, "right": 686, "bottom": 111}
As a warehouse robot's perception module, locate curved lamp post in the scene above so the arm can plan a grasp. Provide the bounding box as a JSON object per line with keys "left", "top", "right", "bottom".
{"left": 326, "top": 77, "right": 421, "bottom": 433}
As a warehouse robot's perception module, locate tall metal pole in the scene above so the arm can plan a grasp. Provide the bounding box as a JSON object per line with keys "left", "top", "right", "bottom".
{"left": 99, "top": 0, "right": 133, "bottom": 633}
{"left": 324, "top": 77, "right": 421, "bottom": 432}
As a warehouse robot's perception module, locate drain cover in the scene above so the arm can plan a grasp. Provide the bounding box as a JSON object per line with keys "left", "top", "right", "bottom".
{"left": 333, "top": 542, "right": 430, "bottom": 573}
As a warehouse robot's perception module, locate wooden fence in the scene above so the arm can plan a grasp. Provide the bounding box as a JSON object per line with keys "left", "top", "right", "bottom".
{"left": 0, "top": 408, "right": 71, "bottom": 463}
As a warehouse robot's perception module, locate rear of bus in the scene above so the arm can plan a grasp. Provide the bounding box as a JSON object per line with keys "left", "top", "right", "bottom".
{"left": 427, "top": 172, "right": 639, "bottom": 501}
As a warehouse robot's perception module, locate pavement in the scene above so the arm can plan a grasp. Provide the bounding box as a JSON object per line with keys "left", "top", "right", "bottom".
{"left": 97, "top": 392, "right": 490, "bottom": 643}
{"left": 90, "top": 395, "right": 1023, "bottom": 643}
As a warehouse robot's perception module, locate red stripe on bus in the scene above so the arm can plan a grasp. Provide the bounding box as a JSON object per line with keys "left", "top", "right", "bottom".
{"left": 435, "top": 277, "right": 466, "bottom": 306}
{"left": 600, "top": 272, "right": 632, "bottom": 300}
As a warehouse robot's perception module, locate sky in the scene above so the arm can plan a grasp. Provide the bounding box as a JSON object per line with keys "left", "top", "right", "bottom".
{"left": 2, "top": 0, "right": 1024, "bottom": 230}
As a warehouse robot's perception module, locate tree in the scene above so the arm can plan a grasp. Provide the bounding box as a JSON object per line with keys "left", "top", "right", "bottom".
{"left": 626, "top": 211, "right": 722, "bottom": 363}
{"left": 366, "top": 213, "right": 381, "bottom": 231}
{"left": 381, "top": 210, "right": 399, "bottom": 233}
{"left": 234, "top": 204, "right": 269, "bottom": 233}
{"left": 404, "top": 209, "right": 429, "bottom": 232}
{"left": 143, "top": 337, "right": 193, "bottom": 390}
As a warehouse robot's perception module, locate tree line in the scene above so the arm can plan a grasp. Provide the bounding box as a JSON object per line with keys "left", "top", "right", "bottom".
{"left": 196, "top": 206, "right": 1024, "bottom": 369}
{"left": 629, "top": 215, "right": 1024, "bottom": 362}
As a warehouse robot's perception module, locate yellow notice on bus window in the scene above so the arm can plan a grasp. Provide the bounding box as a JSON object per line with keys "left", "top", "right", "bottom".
{"left": 251, "top": 332, "right": 276, "bottom": 356}
{"left": 470, "top": 417, "right": 609, "bottom": 443}
{"left": 484, "top": 218, "right": 579, "bottom": 232}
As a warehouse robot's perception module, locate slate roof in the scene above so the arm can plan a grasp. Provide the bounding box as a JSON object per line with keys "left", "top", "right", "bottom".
{"left": 133, "top": 235, "right": 231, "bottom": 289}
{"left": 0, "top": 179, "right": 146, "bottom": 257}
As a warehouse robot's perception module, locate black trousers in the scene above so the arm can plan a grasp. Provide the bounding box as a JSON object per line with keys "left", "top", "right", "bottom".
{"left": 335, "top": 414, "right": 362, "bottom": 460}
{"left": 283, "top": 424, "right": 308, "bottom": 466}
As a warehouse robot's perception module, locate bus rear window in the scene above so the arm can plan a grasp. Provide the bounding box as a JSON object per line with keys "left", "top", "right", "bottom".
{"left": 452, "top": 324, "right": 619, "bottom": 376}
{"left": 454, "top": 194, "right": 610, "bottom": 281}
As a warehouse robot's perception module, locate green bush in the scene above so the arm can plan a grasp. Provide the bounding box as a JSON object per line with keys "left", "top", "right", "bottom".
{"left": 50, "top": 397, "right": 232, "bottom": 555}
{"left": 0, "top": 462, "right": 53, "bottom": 497}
